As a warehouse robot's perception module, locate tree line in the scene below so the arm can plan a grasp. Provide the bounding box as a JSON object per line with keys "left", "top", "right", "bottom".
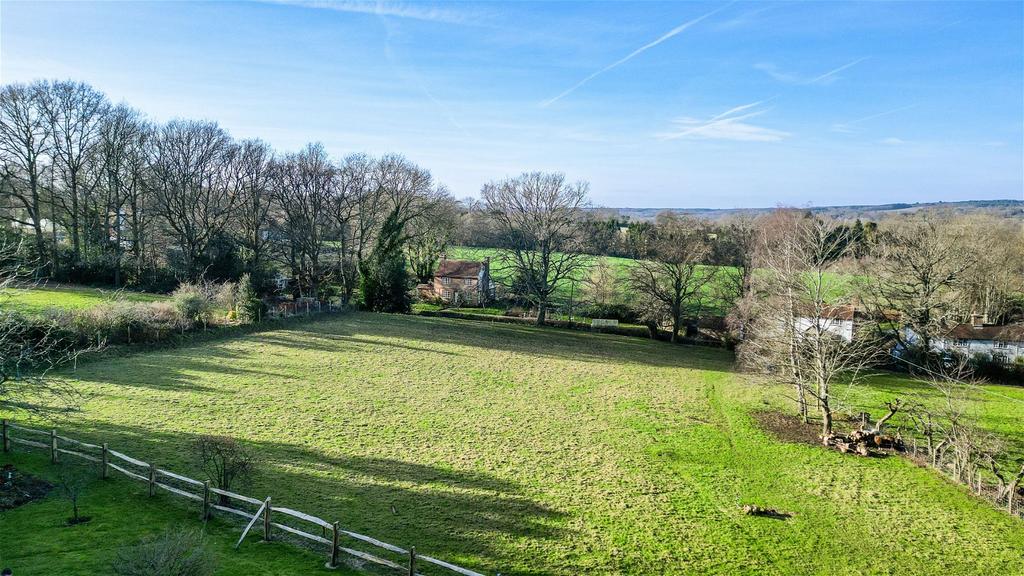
{"left": 0, "top": 79, "right": 461, "bottom": 310}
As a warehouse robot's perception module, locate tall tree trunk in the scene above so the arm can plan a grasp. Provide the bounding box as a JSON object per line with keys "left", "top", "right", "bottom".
{"left": 536, "top": 301, "right": 547, "bottom": 325}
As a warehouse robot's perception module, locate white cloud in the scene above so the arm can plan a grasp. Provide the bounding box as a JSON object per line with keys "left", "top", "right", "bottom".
{"left": 656, "top": 103, "right": 790, "bottom": 142}
{"left": 880, "top": 137, "right": 906, "bottom": 145}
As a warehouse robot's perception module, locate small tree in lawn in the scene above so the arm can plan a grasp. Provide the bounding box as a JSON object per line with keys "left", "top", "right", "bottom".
{"left": 57, "top": 460, "right": 91, "bottom": 525}
{"left": 192, "top": 435, "right": 258, "bottom": 505}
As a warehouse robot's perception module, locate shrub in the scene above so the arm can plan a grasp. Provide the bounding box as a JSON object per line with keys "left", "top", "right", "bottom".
{"left": 213, "top": 281, "right": 237, "bottom": 311}
{"left": 192, "top": 435, "right": 258, "bottom": 505}
{"left": 171, "top": 283, "right": 215, "bottom": 330}
{"left": 112, "top": 528, "right": 215, "bottom": 576}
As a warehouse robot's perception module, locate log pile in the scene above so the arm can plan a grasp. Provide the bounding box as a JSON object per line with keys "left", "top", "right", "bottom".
{"left": 826, "top": 429, "right": 904, "bottom": 457}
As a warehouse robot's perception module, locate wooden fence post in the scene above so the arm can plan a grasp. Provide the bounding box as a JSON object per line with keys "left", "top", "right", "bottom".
{"left": 408, "top": 546, "right": 416, "bottom": 576}
{"left": 202, "top": 481, "right": 210, "bottom": 520}
{"left": 50, "top": 429, "right": 58, "bottom": 463}
{"left": 148, "top": 464, "right": 156, "bottom": 497}
{"left": 1, "top": 419, "right": 8, "bottom": 453}
{"left": 263, "top": 497, "right": 272, "bottom": 541}
{"left": 101, "top": 443, "right": 109, "bottom": 479}
{"left": 329, "top": 521, "right": 339, "bottom": 568}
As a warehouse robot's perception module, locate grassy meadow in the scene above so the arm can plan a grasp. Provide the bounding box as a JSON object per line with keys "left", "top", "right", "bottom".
{"left": 0, "top": 284, "right": 166, "bottom": 315}
{"left": 2, "top": 312, "right": 1022, "bottom": 575}
{"left": 447, "top": 246, "right": 855, "bottom": 312}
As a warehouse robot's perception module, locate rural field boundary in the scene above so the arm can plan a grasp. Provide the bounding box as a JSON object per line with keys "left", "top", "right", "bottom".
{"left": 1, "top": 419, "right": 487, "bottom": 576}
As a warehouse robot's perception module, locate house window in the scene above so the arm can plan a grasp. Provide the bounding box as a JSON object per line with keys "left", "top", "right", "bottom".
{"left": 995, "top": 341, "right": 1009, "bottom": 349}
{"left": 953, "top": 339, "right": 969, "bottom": 347}
{"left": 442, "top": 289, "right": 452, "bottom": 299}
{"left": 441, "top": 277, "right": 451, "bottom": 285}
{"left": 465, "top": 278, "right": 476, "bottom": 286}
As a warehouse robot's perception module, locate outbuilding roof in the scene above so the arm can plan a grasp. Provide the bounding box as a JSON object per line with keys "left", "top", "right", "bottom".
{"left": 945, "top": 323, "right": 1024, "bottom": 342}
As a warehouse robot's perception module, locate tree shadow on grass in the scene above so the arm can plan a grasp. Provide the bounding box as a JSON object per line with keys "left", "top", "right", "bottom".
{"left": 63, "top": 345, "right": 299, "bottom": 392}
{"left": 24, "top": 419, "right": 567, "bottom": 576}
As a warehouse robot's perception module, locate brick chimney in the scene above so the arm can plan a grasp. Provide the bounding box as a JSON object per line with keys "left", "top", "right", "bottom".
{"left": 970, "top": 313, "right": 985, "bottom": 328}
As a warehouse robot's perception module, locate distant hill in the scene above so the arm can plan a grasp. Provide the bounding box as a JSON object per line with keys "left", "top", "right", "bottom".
{"left": 596, "top": 199, "right": 1024, "bottom": 221}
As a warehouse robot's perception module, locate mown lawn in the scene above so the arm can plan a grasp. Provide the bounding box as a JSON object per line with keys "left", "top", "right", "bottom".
{"left": 0, "top": 284, "right": 166, "bottom": 315}
{"left": 2, "top": 312, "right": 1022, "bottom": 575}
{"left": 0, "top": 454, "right": 356, "bottom": 575}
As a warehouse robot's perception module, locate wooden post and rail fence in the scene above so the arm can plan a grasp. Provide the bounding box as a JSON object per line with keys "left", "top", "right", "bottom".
{"left": 1, "top": 419, "right": 488, "bottom": 576}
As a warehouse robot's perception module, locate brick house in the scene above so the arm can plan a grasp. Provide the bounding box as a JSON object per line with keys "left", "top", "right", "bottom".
{"left": 417, "top": 256, "right": 494, "bottom": 305}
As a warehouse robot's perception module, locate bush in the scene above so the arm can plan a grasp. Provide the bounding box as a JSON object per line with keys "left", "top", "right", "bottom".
{"left": 970, "top": 352, "right": 1024, "bottom": 385}
{"left": 172, "top": 283, "right": 215, "bottom": 330}
{"left": 112, "top": 528, "right": 215, "bottom": 576}
{"left": 578, "top": 303, "right": 639, "bottom": 324}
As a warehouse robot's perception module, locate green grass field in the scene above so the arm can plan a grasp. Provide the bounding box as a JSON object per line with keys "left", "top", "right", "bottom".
{"left": 2, "top": 313, "right": 1022, "bottom": 575}
{"left": 0, "top": 454, "right": 354, "bottom": 575}
{"left": 447, "top": 246, "right": 854, "bottom": 311}
{"left": 0, "top": 284, "right": 166, "bottom": 315}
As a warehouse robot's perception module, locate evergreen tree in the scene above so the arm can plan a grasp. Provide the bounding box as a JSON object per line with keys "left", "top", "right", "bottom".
{"left": 359, "top": 208, "right": 411, "bottom": 313}
{"left": 235, "top": 273, "right": 267, "bottom": 323}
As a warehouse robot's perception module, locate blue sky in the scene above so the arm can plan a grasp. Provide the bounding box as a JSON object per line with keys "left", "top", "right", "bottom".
{"left": 2, "top": 1, "right": 1021, "bottom": 208}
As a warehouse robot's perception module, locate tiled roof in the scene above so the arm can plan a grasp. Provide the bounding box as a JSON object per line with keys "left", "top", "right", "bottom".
{"left": 945, "top": 323, "right": 1024, "bottom": 342}
{"left": 436, "top": 259, "right": 482, "bottom": 278}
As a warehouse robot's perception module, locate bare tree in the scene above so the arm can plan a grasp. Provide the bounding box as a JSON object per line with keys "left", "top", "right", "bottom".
{"left": 714, "top": 212, "right": 759, "bottom": 316}
{"left": 231, "top": 139, "right": 275, "bottom": 276}
{"left": 859, "top": 216, "right": 973, "bottom": 353}
{"left": 956, "top": 214, "right": 1024, "bottom": 324}
{"left": 96, "top": 104, "right": 148, "bottom": 286}
{"left": 739, "top": 214, "right": 884, "bottom": 439}
{"left": 627, "top": 213, "right": 717, "bottom": 343}
{"left": 38, "top": 80, "right": 109, "bottom": 260}
{"left": 148, "top": 120, "right": 238, "bottom": 279}
{"left": 482, "top": 172, "right": 589, "bottom": 325}
{"left": 192, "top": 435, "right": 258, "bottom": 505}
{"left": 57, "top": 460, "right": 91, "bottom": 525}
{"left": 0, "top": 82, "right": 52, "bottom": 268}
{"left": 270, "top": 143, "right": 335, "bottom": 298}
{"left": 333, "top": 153, "right": 375, "bottom": 303}
{"left": 583, "top": 258, "right": 623, "bottom": 309}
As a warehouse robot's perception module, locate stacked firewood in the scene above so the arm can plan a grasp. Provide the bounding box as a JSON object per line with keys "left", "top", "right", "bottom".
{"left": 826, "top": 428, "right": 904, "bottom": 457}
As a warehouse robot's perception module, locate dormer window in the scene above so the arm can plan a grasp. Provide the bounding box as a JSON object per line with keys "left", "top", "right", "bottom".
{"left": 441, "top": 277, "right": 451, "bottom": 285}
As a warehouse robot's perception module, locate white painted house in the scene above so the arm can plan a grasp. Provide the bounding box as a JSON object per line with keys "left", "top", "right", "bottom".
{"left": 794, "top": 305, "right": 867, "bottom": 342}
{"left": 930, "top": 315, "right": 1024, "bottom": 364}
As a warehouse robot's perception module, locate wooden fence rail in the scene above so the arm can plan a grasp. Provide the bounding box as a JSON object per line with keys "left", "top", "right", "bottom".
{"left": 1, "top": 419, "right": 487, "bottom": 576}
